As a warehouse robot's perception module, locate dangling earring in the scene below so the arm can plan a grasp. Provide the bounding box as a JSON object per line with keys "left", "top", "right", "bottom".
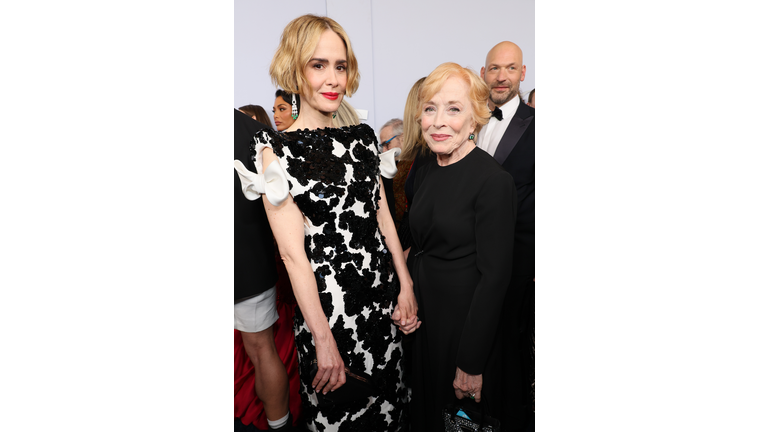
{"left": 332, "top": 112, "right": 337, "bottom": 119}
{"left": 469, "top": 133, "right": 475, "bottom": 141}
{"left": 291, "top": 94, "right": 298, "bottom": 120}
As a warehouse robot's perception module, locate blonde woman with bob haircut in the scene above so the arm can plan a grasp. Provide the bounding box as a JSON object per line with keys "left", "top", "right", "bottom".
{"left": 248, "top": 14, "right": 418, "bottom": 431}
{"left": 407, "top": 62, "right": 517, "bottom": 431}
{"left": 269, "top": 15, "right": 359, "bottom": 106}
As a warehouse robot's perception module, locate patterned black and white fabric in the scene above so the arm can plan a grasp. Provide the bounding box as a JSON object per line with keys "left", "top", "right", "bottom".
{"left": 252, "top": 124, "right": 408, "bottom": 431}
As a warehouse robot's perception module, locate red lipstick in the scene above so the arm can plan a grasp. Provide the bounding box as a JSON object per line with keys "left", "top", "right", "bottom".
{"left": 322, "top": 92, "right": 339, "bottom": 100}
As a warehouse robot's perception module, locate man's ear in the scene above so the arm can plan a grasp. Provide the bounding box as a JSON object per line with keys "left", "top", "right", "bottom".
{"left": 480, "top": 66, "right": 485, "bottom": 79}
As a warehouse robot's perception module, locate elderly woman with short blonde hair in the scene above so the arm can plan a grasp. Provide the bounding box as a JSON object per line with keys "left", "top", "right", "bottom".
{"left": 407, "top": 62, "right": 517, "bottom": 431}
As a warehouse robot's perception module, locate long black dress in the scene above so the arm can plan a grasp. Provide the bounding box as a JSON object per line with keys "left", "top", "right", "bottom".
{"left": 409, "top": 147, "right": 517, "bottom": 431}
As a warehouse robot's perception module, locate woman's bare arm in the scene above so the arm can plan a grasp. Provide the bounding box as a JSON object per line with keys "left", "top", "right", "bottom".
{"left": 377, "top": 177, "right": 420, "bottom": 334}
{"left": 261, "top": 148, "right": 346, "bottom": 394}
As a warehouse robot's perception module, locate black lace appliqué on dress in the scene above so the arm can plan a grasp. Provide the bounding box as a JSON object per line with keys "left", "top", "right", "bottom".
{"left": 250, "top": 124, "right": 407, "bottom": 431}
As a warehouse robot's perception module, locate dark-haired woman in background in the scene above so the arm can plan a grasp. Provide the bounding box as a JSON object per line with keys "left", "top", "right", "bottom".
{"left": 239, "top": 104, "right": 273, "bottom": 128}
{"left": 273, "top": 89, "right": 300, "bottom": 132}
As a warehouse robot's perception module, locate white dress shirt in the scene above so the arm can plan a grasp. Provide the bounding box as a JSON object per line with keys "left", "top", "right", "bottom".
{"left": 476, "top": 96, "right": 520, "bottom": 158}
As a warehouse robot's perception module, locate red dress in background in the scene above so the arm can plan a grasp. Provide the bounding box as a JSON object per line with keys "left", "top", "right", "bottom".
{"left": 234, "top": 251, "right": 302, "bottom": 429}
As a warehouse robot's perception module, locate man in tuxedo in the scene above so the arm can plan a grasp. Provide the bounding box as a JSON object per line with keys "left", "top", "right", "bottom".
{"left": 477, "top": 42, "right": 535, "bottom": 432}
{"left": 233, "top": 109, "right": 292, "bottom": 431}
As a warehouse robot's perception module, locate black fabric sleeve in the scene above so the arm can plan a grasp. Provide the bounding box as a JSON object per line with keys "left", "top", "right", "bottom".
{"left": 397, "top": 209, "right": 412, "bottom": 251}
{"left": 456, "top": 169, "right": 517, "bottom": 374}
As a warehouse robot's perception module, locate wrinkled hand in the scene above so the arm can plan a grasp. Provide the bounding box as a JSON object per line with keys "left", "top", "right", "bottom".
{"left": 453, "top": 367, "right": 483, "bottom": 403}
{"left": 312, "top": 336, "right": 346, "bottom": 395}
{"left": 392, "top": 304, "right": 421, "bottom": 334}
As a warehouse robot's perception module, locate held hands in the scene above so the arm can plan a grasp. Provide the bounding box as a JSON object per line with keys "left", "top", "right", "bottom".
{"left": 453, "top": 367, "right": 483, "bottom": 403}
{"left": 312, "top": 335, "right": 346, "bottom": 395}
{"left": 392, "top": 304, "right": 421, "bottom": 334}
{"left": 392, "top": 281, "right": 421, "bottom": 334}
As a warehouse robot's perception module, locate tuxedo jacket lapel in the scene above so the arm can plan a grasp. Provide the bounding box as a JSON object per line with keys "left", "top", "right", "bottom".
{"left": 493, "top": 104, "right": 534, "bottom": 165}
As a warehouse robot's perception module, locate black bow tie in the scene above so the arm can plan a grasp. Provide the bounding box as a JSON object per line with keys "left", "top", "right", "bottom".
{"left": 491, "top": 106, "right": 503, "bottom": 121}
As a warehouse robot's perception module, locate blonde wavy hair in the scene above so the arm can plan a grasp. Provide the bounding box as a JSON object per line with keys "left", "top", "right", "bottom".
{"left": 399, "top": 77, "right": 426, "bottom": 162}
{"left": 332, "top": 99, "right": 360, "bottom": 128}
{"left": 414, "top": 63, "right": 491, "bottom": 155}
{"left": 269, "top": 15, "right": 360, "bottom": 99}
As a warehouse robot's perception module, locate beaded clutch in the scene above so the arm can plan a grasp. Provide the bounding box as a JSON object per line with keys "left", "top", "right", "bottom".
{"left": 442, "top": 399, "right": 500, "bottom": 431}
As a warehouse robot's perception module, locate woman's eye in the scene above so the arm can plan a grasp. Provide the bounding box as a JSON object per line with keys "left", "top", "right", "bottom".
{"left": 424, "top": 107, "right": 435, "bottom": 113}
{"left": 337, "top": 65, "right": 347, "bottom": 71}
{"left": 449, "top": 107, "right": 460, "bottom": 113}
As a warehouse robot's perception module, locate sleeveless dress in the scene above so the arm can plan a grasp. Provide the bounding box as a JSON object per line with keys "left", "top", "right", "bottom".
{"left": 251, "top": 124, "right": 408, "bottom": 431}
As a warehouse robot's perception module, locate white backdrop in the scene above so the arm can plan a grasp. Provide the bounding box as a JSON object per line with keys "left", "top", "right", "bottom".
{"left": 235, "top": 0, "right": 535, "bottom": 135}
{"left": 7, "top": 3, "right": 768, "bottom": 431}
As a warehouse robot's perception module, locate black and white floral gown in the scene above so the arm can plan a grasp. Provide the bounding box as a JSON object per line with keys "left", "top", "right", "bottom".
{"left": 252, "top": 124, "right": 408, "bottom": 431}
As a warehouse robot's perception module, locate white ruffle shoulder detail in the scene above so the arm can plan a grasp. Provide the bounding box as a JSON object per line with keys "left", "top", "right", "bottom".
{"left": 233, "top": 158, "right": 289, "bottom": 206}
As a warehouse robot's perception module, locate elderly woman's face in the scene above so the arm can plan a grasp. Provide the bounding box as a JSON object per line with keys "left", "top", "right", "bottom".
{"left": 302, "top": 29, "right": 348, "bottom": 116}
{"left": 421, "top": 76, "right": 477, "bottom": 158}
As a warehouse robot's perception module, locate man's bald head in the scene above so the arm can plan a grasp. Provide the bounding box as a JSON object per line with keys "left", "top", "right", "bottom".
{"left": 481, "top": 41, "right": 527, "bottom": 108}
{"left": 485, "top": 41, "right": 523, "bottom": 67}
